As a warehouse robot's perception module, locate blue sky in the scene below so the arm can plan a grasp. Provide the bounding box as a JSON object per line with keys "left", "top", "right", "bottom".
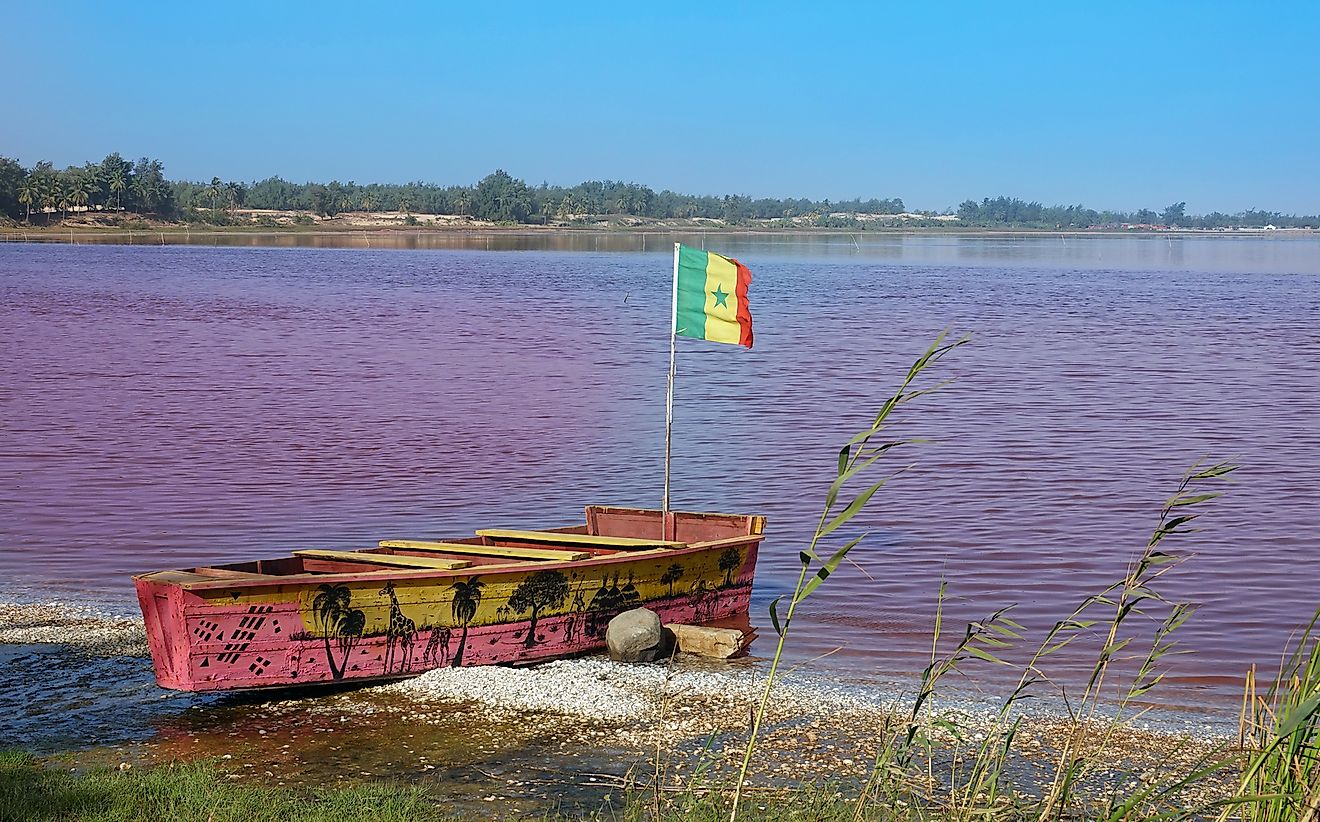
{"left": 2, "top": 1, "right": 1317, "bottom": 213}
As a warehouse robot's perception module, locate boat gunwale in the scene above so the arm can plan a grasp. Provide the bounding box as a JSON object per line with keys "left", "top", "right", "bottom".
{"left": 131, "top": 534, "right": 762, "bottom": 592}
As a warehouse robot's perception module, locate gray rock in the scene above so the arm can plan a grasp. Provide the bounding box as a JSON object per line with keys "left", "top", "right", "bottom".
{"left": 606, "top": 607, "right": 670, "bottom": 663}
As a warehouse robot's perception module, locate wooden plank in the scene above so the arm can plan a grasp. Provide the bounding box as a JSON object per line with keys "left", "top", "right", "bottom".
{"left": 292, "top": 549, "right": 471, "bottom": 570}
{"left": 189, "top": 567, "right": 274, "bottom": 579}
{"left": 475, "top": 529, "right": 686, "bottom": 550}
{"left": 140, "top": 546, "right": 696, "bottom": 592}
{"left": 142, "top": 570, "right": 228, "bottom": 586}
{"left": 378, "top": 539, "right": 590, "bottom": 562}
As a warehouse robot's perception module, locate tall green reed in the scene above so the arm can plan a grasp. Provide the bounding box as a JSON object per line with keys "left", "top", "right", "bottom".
{"left": 709, "top": 329, "right": 1314, "bottom": 822}
{"left": 1226, "top": 609, "right": 1320, "bottom": 822}
{"left": 844, "top": 462, "right": 1237, "bottom": 822}
{"left": 728, "top": 329, "right": 970, "bottom": 822}
{"left": 1032, "top": 462, "right": 1237, "bottom": 821}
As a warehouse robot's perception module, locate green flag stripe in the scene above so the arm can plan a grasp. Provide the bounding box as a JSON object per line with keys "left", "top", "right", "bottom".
{"left": 674, "top": 245, "right": 710, "bottom": 339}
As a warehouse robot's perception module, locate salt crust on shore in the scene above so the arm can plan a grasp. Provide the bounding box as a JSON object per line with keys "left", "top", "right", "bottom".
{"left": 378, "top": 658, "right": 882, "bottom": 724}
{"left": 360, "top": 658, "right": 1232, "bottom": 800}
{"left": 376, "top": 657, "right": 1230, "bottom": 740}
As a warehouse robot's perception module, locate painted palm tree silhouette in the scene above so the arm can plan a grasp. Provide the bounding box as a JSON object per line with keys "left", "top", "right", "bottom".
{"left": 719, "top": 547, "right": 742, "bottom": 588}
{"left": 660, "top": 563, "right": 685, "bottom": 597}
{"left": 335, "top": 609, "right": 365, "bottom": 668}
{"left": 450, "top": 577, "right": 484, "bottom": 666}
{"left": 312, "top": 583, "right": 365, "bottom": 680}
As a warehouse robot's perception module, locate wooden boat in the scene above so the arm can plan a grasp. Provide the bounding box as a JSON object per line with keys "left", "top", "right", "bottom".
{"left": 133, "top": 506, "right": 765, "bottom": 692}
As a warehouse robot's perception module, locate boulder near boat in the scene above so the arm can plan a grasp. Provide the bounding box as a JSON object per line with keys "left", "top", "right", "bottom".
{"left": 134, "top": 506, "right": 765, "bottom": 692}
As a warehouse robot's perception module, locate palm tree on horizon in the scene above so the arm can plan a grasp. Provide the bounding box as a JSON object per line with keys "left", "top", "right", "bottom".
{"left": 224, "top": 181, "right": 243, "bottom": 213}
{"left": 204, "top": 177, "right": 222, "bottom": 211}
{"left": 17, "top": 179, "right": 35, "bottom": 223}
{"left": 38, "top": 177, "right": 60, "bottom": 224}
{"left": 69, "top": 175, "right": 91, "bottom": 215}
{"left": 108, "top": 170, "right": 126, "bottom": 211}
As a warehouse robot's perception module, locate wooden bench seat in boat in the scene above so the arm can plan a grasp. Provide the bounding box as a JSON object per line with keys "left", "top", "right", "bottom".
{"left": 187, "top": 567, "right": 279, "bottom": 580}
{"left": 377, "top": 539, "right": 590, "bottom": 562}
{"left": 292, "top": 549, "right": 471, "bottom": 570}
{"left": 144, "top": 570, "right": 274, "bottom": 586}
{"left": 475, "top": 529, "right": 686, "bottom": 550}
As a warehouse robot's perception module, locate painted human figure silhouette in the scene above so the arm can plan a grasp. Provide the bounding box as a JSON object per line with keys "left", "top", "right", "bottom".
{"left": 379, "top": 581, "right": 416, "bottom": 673}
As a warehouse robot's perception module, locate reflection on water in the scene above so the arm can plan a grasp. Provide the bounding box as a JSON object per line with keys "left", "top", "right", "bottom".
{"left": 4, "top": 229, "right": 1319, "bottom": 273}
{"left": 1, "top": 239, "right": 1318, "bottom": 711}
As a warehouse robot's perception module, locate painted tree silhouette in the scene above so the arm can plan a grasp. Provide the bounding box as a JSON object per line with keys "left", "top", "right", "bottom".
{"left": 312, "top": 583, "right": 364, "bottom": 679}
{"left": 449, "top": 576, "right": 485, "bottom": 666}
{"left": 509, "top": 570, "right": 569, "bottom": 648}
{"left": 336, "top": 608, "right": 365, "bottom": 664}
{"left": 719, "top": 547, "right": 742, "bottom": 587}
{"left": 660, "top": 563, "right": 685, "bottom": 597}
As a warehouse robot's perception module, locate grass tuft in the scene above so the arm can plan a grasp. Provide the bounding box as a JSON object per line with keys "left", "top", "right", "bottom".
{"left": 0, "top": 752, "right": 442, "bottom": 822}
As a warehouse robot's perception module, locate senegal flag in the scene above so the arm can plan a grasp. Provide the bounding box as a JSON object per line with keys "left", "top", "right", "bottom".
{"left": 673, "top": 244, "right": 754, "bottom": 349}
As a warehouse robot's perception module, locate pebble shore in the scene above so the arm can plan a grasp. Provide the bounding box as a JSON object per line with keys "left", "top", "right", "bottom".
{"left": 2, "top": 598, "right": 1237, "bottom": 809}
{"left": 365, "top": 656, "right": 1233, "bottom": 797}
{"left": 0, "top": 601, "right": 147, "bottom": 657}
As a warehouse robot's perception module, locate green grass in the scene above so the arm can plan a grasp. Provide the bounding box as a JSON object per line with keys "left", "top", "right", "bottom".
{"left": 0, "top": 758, "right": 904, "bottom": 822}
{"left": 0, "top": 752, "right": 447, "bottom": 822}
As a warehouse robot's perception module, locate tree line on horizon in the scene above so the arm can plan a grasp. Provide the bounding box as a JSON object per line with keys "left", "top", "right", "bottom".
{"left": 1, "top": 153, "right": 1316, "bottom": 230}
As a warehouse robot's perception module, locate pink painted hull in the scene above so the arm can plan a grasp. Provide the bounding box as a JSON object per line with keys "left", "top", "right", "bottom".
{"left": 134, "top": 506, "right": 764, "bottom": 692}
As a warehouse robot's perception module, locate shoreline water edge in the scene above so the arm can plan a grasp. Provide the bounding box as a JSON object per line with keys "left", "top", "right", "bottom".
{"left": 0, "top": 596, "right": 1240, "bottom": 816}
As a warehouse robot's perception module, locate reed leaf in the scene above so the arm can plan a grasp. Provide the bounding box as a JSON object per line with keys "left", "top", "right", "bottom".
{"left": 818, "top": 479, "right": 891, "bottom": 539}
{"left": 727, "top": 331, "right": 969, "bottom": 822}
{"left": 799, "top": 534, "right": 867, "bottom": 600}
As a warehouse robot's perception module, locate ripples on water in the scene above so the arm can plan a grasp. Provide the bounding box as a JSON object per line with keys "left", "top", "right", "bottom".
{"left": 2, "top": 236, "right": 1318, "bottom": 708}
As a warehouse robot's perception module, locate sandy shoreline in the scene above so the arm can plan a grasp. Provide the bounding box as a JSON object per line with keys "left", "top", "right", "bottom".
{"left": 3, "top": 218, "right": 1317, "bottom": 242}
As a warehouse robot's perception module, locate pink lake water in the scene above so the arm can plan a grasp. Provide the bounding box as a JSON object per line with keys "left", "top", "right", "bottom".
{"left": 2, "top": 235, "right": 1318, "bottom": 710}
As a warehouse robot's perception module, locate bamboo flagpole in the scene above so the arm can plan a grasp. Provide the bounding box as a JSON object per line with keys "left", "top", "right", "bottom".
{"left": 662, "top": 242, "right": 753, "bottom": 537}
{"left": 662, "top": 242, "right": 680, "bottom": 517}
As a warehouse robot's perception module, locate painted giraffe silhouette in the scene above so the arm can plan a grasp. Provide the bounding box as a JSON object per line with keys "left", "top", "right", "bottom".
{"left": 379, "top": 581, "right": 416, "bottom": 673}
{"left": 422, "top": 625, "right": 452, "bottom": 666}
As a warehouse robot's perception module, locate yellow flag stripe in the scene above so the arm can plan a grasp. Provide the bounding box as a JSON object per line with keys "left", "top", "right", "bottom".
{"left": 702, "top": 252, "right": 742, "bottom": 345}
